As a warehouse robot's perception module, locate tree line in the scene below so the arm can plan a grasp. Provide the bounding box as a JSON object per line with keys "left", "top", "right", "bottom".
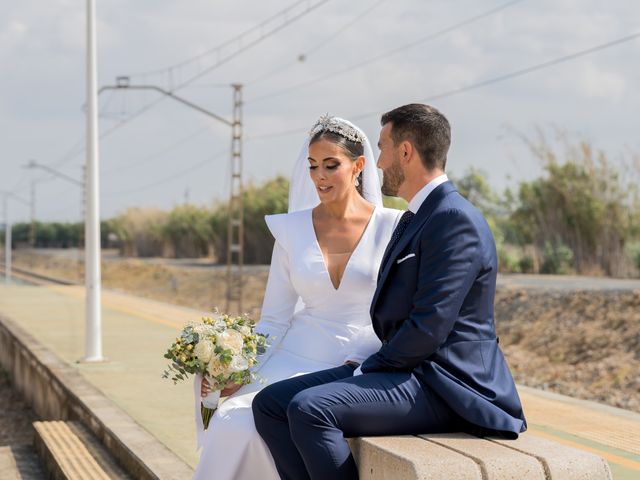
{"left": 4, "top": 135, "right": 640, "bottom": 276}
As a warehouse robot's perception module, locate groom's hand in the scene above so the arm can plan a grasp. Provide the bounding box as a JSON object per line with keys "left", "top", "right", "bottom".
{"left": 221, "top": 381, "right": 242, "bottom": 397}
{"left": 201, "top": 377, "right": 242, "bottom": 397}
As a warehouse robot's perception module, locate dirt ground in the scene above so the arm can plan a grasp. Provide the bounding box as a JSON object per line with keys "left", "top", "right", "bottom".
{"left": 0, "top": 369, "right": 37, "bottom": 446}
{"left": 11, "top": 250, "right": 640, "bottom": 413}
{"left": 496, "top": 288, "right": 640, "bottom": 412}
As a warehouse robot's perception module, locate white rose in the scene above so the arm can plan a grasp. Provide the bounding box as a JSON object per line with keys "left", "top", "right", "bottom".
{"left": 194, "top": 339, "right": 214, "bottom": 364}
{"left": 228, "top": 355, "right": 249, "bottom": 372}
{"left": 207, "top": 356, "right": 227, "bottom": 377}
{"left": 217, "top": 330, "right": 244, "bottom": 355}
{"left": 239, "top": 325, "right": 252, "bottom": 337}
{"left": 193, "top": 324, "right": 215, "bottom": 336}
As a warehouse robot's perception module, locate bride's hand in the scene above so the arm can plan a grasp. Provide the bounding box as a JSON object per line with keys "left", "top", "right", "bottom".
{"left": 201, "top": 377, "right": 212, "bottom": 397}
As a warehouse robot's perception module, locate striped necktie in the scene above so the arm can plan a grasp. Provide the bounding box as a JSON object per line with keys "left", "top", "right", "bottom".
{"left": 379, "top": 210, "right": 415, "bottom": 274}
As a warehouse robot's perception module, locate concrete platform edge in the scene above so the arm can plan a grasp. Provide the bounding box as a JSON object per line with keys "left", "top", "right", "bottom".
{"left": 0, "top": 312, "right": 194, "bottom": 480}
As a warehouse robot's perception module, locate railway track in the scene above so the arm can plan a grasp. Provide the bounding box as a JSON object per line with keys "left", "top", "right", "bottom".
{"left": 0, "top": 264, "right": 76, "bottom": 286}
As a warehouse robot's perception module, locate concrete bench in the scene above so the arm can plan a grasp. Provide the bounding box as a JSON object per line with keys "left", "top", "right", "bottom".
{"left": 350, "top": 432, "right": 612, "bottom": 480}
{"left": 33, "top": 421, "right": 130, "bottom": 480}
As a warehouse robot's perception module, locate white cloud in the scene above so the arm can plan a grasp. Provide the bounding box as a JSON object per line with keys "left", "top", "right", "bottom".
{"left": 579, "top": 62, "right": 626, "bottom": 101}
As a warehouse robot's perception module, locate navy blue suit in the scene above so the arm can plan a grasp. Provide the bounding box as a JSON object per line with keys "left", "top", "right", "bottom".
{"left": 253, "top": 181, "right": 526, "bottom": 480}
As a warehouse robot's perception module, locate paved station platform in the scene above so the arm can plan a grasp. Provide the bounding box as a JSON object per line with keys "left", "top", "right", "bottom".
{"left": 0, "top": 283, "right": 638, "bottom": 478}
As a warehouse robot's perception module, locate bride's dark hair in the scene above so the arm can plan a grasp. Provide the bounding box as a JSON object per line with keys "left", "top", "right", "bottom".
{"left": 309, "top": 131, "right": 364, "bottom": 195}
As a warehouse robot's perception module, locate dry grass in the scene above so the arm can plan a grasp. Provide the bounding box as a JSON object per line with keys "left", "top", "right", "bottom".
{"left": 0, "top": 369, "right": 36, "bottom": 446}
{"left": 496, "top": 289, "right": 640, "bottom": 412}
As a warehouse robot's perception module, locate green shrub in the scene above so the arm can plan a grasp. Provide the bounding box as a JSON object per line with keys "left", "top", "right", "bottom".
{"left": 162, "top": 205, "right": 212, "bottom": 258}
{"left": 210, "top": 176, "right": 289, "bottom": 264}
{"left": 507, "top": 132, "right": 639, "bottom": 276}
{"left": 518, "top": 255, "right": 534, "bottom": 274}
{"left": 540, "top": 242, "right": 574, "bottom": 274}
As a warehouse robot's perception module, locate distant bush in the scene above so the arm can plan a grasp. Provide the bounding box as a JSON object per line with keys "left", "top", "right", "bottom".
{"left": 7, "top": 221, "right": 84, "bottom": 248}
{"left": 210, "top": 176, "right": 289, "bottom": 264}
{"left": 162, "top": 205, "right": 212, "bottom": 258}
{"left": 109, "top": 208, "right": 167, "bottom": 257}
{"left": 497, "top": 246, "right": 520, "bottom": 273}
{"left": 518, "top": 255, "right": 534, "bottom": 274}
{"left": 382, "top": 196, "right": 408, "bottom": 210}
{"left": 540, "top": 242, "right": 574, "bottom": 275}
{"left": 507, "top": 132, "right": 639, "bottom": 276}
{"left": 628, "top": 242, "right": 640, "bottom": 272}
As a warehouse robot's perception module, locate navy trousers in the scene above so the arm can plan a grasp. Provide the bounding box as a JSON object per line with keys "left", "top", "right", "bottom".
{"left": 252, "top": 364, "right": 465, "bottom": 480}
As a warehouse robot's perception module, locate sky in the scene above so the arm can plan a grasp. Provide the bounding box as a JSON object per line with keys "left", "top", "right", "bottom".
{"left": 1, "top": 0, "right": 638, "bottom": 222}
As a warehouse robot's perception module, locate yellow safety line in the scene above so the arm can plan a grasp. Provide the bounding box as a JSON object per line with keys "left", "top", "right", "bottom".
{"left": 529, "top": 428, "right": 640, "bottom": 471}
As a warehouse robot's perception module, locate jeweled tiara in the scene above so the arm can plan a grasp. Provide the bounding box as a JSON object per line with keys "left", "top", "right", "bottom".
{"left": 309, "top": 115, "right": 365, "bottom": 144}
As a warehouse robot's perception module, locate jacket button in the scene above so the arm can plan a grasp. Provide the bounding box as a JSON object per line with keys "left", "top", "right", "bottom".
{"left": 382, "top": 340, "right": 388, "bottom": 345}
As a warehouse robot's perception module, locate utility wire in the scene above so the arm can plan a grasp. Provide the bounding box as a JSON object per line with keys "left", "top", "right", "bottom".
{"left": 102, "top": 148, "right": 228, "bottom": 197}
{"left": 47, "top": 0, "right": 332, "bottom": 165}
{"left": 246, "top": 0, "right": 526, "bottom": 104}
{"left": 245, "top": 0, "right": 389, "bottom": 86}
{"left": 350, "top": 30, "right": 640, "bottom": 121}
{"left": 169, "top": 0, "right": 332, "bottom": 93}
{"left": 127, "top": 0, "right": 330, "bottom": 80}
{"left": 102, "top": 125, "right": 211, "bottom": 175}
{"left": 247, "top": 31, "right": 640, "bottom": 139}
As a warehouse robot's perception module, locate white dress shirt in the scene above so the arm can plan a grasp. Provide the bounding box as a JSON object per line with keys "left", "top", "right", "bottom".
{"left": 408, "top": 173, "right": 449, "bottom": 213}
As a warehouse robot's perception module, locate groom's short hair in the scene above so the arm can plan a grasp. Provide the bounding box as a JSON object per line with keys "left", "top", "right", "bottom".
{"left": 381, "top": 104, "right": 451, "bottom": 171}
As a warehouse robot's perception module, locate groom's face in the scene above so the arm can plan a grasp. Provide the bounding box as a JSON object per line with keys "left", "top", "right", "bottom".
{"left": 377, "top": 123, "right": 405, "bottom": 197}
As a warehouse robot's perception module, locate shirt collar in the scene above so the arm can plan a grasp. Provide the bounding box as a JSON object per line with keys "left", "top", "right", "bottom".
{"left": 408, "top": 174, "right": 449, "bottom": 214}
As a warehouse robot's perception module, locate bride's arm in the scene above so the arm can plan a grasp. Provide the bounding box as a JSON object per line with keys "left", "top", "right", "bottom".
{"left": 254, "top": 242, "right": 299, "bottom": 370}
{"left": 343, "top": 324, "right": 382, "bottom": 366}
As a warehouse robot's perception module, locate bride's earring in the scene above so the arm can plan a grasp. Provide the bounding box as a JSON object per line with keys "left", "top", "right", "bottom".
{"left": 354, "top": 177, "right": 360, "bottom": 187}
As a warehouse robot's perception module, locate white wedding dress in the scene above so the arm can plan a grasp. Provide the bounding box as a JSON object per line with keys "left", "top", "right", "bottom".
{"left": 193, "top": 205, "right": 401, "bottom": 480}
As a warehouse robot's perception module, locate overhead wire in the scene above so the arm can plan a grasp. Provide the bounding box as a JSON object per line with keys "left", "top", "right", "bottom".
{"left": 39, "top": 0, "right": 333, "bottom": 183}
{"left": 349, "top": 30, "right": 640, "bottom": 121}
{"left": 245, "top": 0, "right": 389, "bottom": 86}
{"left": 245, "top": 0, "right": 527, "bottom": 104}
{"left": 246, "top": 31, "right": 640, "bottom": 139}
{"left": 126, "top": 0, "right": 331, "bottom": 80}
{"left": 102, "top": 148, "right": 228, "bottom": 197}
{"left": 102, "top": 125, "right": 212, "bottom": 175}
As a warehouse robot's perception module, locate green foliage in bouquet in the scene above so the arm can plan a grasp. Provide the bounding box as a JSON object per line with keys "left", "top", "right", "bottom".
{"left": 162, "top": 313, "right": 268, "bottom": 386}
{"left": 162, "top": 312, "right": 268, "bottom": 429}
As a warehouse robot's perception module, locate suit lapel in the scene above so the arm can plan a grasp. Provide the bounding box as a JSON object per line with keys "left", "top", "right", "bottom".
{"left": 370, "top": 181, "right": 457, "bottom": 311}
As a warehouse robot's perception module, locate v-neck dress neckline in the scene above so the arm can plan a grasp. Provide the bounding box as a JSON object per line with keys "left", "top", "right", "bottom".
{"left": 309, "top": 206, "right": 377, "bottom": 291}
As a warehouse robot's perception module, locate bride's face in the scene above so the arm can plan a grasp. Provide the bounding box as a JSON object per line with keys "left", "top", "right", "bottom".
{"left": 308, "top": 139, "right": 362, "bottom": 204}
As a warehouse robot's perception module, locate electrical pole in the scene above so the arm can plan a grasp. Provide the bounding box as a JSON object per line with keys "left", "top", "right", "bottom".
{"left": 3, "top": 195, "right": 10, "bottom": 284}
{"left": 85, "top": 0, "right": 103, "bottom": 362}
{"left": 1, "top": 192, "right": 29, "bottom": 283}
{"left": 226, "top": 85, "right": 244, "bottom": 314}
{"left": 30, "top": 180, "right": 36, "bottom": 247}
{"left": 99, "top": 80, "right": 244, "bottom": 314}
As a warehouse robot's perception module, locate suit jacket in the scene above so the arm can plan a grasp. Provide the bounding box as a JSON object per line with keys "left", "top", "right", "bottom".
{"left": 361, "top": 181, "right": 526, "bottom": 438}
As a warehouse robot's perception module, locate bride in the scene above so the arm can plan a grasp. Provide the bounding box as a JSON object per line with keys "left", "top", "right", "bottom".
{"left": 193, "top": 115, "right": 402, "bottom": 480}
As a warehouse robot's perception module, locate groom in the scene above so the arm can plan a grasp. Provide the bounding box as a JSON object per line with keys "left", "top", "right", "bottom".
{"left": 252, "top": 103, "right": 526, "bottom": 480}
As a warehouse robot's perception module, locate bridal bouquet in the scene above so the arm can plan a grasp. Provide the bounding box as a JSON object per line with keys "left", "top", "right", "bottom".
{"left": 162, "top": 312, "right": 268, "bottom": 427}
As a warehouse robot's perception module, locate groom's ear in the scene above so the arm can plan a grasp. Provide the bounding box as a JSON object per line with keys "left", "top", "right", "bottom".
{"left": 400, "top": 140, "right": 414, "bottom": 164}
